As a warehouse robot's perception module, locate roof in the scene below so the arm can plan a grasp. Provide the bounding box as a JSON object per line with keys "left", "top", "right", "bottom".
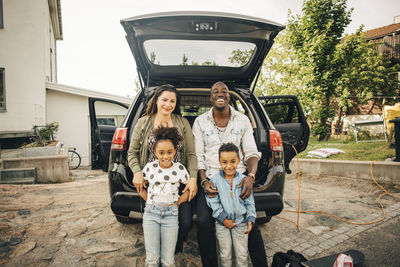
{"left": 46, "top": 82, "right": 133, "bottom": 105}
{"left": 48, "top": 0, "right": 63, "bottom": 40}
{"left": 364, "top": 22, "right": 400, "bottom": 40}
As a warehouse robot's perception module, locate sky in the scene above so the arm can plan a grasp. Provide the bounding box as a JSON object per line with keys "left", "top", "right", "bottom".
{"left": 57, "top": 0, "right": 400, "bottom": 98}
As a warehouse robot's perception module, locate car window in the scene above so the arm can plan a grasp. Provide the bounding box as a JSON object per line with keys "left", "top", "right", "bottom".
{"left": 179, "top": 92, "right": 256, "bottom": 128}
{"left": 94, "top": 101, "right": 127, "bottom": 126}
{"left": 180, "top": 95, "right": 211, "bottom": 117}
{"left": 96, "top": 117, "right": 116, "bottom": 126}
{"left": 143, "top": 39, "right": 255, "bottom": 67}
{"left": 260, "top": 98, "right": 300, "bottom": 124}
{"left": 233, "top": 99, "right": 246, "bottom": 115}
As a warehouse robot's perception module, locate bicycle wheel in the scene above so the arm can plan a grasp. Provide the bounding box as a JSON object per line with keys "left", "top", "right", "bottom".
{"left": 68, "top": 150, "right": 81, "bottom": 169}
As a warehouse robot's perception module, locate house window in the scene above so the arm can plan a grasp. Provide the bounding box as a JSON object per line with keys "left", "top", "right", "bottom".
{"left": 96, "top": 117, "right": 116, "bottom": 126}
{"left": 0, "top": 68, "right": 5, "bottom": 111}
{"left": 0, "top": 0, "right": 3, "bottom": 28}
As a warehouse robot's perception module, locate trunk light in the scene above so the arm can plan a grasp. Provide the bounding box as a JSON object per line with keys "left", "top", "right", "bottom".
{"left": 269, "top": 130, "right": 283, "bottom": 152}
{"left": 111, "top": 127, "right": 127, "bottom": 151}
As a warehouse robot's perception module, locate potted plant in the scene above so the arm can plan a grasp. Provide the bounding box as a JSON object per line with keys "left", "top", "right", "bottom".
{"left": 23, "top": 122, "right": 61, "bottom": 157}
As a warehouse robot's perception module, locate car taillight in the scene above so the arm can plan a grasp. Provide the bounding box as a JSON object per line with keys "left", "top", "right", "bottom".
{"left": 269, "top": 130, "right": 283, "bottom": 152}
{"left": 111, "top": 128, "right": 127, "bottom": 151}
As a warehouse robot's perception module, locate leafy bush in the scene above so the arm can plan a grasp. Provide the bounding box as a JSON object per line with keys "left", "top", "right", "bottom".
{"left": 24, "top": 122, "right": 59, "bottom": 147}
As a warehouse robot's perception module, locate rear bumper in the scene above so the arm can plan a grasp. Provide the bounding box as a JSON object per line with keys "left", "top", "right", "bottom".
{"left": 110, "top": 191, "right": 144, "bottom": 217}
{"left": 109, "top": 162, "right": 284, "bottom": 218}
{"left": 254, "top": 192, "right": 283, "bottom": 216}
{"left": 110, "top": 191, "right": 283, "bottom": 218}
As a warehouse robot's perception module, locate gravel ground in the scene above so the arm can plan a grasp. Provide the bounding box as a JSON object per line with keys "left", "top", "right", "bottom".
{"left": 0, "top": 168, "right": 399, "bottom": 266}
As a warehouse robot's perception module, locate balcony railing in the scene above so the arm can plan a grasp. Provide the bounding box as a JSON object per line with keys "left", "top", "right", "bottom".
{"left": 371, "top": 35, "right": 400, "bottom": 64}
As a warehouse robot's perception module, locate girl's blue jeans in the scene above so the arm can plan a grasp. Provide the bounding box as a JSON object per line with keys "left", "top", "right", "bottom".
{"left": 143, "top": 204, "right": 179, "bottom": 267}
{"left": 215, "top": 222, "right": 249, "bottom": 267}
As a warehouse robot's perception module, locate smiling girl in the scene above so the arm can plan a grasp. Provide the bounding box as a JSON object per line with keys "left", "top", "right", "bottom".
{"left": 139, "top": 126, "right": 190, "bottom": 266}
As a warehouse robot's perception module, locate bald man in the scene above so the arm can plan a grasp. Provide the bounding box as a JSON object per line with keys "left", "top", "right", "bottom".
{"left": 192, "top": 82, "right": 268, "bottom": 267}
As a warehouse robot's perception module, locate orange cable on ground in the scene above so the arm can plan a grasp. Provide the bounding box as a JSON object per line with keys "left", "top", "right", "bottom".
{"left": 295, "top": 145, "right": 301, "bottom": 231}
{"left": 276, "top": 146, "right": 397, "bottom": 229}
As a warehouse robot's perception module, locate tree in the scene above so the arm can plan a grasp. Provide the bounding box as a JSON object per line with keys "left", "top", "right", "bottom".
{"left": 229, "top": 31, "right": 311, "bottom": 115}
{"left": 201, "top": 60, "right": 217, "bottom": 66}
{"left": 287, "top": 0, "right": 352, "bottom": 140}
{"left": 229, "top": 1, "right": 399, "bottom": 140}
{"left": 181, "top": 53, "right": 188, "bottom": 66}
{"left": 150, "top": 52, "right": 156, "bottom": 64}
{"left": 229, "top": 49, "right": 253, "bottom": 66}
{"left": 134, "top": 78, "right": 141, "bottom": 93}
{"left": 259, "top": 31, "right": 310, "bottom": 104}
{"left": 334, "top": 28, "right": 400, "bottom": 132}
{"left": 229, "top": 31, "right": 311, "bottom": 114}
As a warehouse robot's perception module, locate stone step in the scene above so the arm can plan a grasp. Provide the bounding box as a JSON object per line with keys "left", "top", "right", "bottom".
{"left": 0, "top": 168, "right": 36, "bottom": 184}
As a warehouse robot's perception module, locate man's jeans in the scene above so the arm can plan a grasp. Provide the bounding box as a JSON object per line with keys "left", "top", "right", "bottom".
{"left": 215, "top": 222, "right": 249, "bottom": 267}
{"left": 143, "top": 204, "right": 179, "bottom": 267}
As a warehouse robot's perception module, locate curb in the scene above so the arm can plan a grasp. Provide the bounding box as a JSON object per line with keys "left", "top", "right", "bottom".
{"left": 289, "top": 159, "right": 400, "bottom": 185}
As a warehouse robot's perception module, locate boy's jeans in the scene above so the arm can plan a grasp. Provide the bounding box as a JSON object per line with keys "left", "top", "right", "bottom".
{"left": 143, "top": 204, "right": 179, "bottom": 267}
{"left": 215, "top": 222, "right": 249, "bottom": 267}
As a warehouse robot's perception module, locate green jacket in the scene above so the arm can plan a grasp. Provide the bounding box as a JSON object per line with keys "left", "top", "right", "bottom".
{"left": 127, "top": 114, "right": 198, "bottom": 178}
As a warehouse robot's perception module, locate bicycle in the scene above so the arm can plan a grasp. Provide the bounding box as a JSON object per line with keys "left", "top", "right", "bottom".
{"left": 68, "top": 147, "right": 81, "bottom": 169}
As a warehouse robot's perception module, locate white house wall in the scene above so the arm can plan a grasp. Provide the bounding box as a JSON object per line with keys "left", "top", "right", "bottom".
{"left": 45, "top": 17, "right": 57, "bottom": 83}
{"left": 0, "top": 0, "right": 55, "bottom": 132}
{"left": 46, "top": 90, "right": 91, "bottom": 166}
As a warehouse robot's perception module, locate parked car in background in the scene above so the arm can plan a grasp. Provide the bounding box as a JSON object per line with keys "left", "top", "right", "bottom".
{"left": 89, "top": 11, "right": 310, "bottom": 224}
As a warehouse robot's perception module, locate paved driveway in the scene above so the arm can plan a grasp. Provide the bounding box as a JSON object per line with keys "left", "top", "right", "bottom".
{"left": 0, "top": 169, "right": 399, "bottom": 266}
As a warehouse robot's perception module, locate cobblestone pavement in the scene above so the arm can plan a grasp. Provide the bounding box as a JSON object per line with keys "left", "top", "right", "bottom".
{"left": 263, "top": 201, "right": 400, "bottom": 264}
{"left": 0, "top": 169, "right": 398, "bottom": 266}
{"left": 261, "top": 173, "right": 400, "bottom": 265}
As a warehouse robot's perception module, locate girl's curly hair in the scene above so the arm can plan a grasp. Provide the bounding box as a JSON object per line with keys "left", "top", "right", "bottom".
{"left": 153, "top": 125, "right": 183, "bottom": 150}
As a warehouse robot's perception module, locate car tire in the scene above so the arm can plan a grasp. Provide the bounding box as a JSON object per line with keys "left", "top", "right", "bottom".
{"left": 115, "top": 215, "right": 141, "bottom": 224}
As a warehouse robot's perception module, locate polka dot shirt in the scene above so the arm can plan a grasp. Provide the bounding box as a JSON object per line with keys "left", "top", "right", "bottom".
{"left": 142, "top": 161, "right": 189, "bottom": 205}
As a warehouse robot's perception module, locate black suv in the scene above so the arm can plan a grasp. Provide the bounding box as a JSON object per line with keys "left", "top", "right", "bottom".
{"left": 89, "top": 11, "right": 310, "bottom": 224}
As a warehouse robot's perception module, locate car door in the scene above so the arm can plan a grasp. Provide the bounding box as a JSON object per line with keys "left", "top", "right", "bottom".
{"left": 89, "top": 98, "right": 129, "bottom": 170}
{"left": 258, "top": 95, "right": 310, "bottom": 174}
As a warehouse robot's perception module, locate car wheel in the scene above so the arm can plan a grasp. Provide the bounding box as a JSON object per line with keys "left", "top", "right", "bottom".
{"left": 115, "top": 215, "right": 141, "bottom": 224}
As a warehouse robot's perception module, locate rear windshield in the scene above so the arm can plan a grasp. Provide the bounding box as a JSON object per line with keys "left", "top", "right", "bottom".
{"left": 143, "top": 39, "right": 255, "bottom": 67}
{"left": 178, "top": 91, "right": 254, "bottom": 128}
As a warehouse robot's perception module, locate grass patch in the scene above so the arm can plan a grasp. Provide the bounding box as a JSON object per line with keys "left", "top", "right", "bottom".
{"left": 299, "top": 136, "right": 396, "bottom": 161}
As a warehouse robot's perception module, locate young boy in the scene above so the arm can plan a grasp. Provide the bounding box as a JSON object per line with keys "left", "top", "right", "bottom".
{"left": 206, "top": 142, "right": 256, "bottom": 267}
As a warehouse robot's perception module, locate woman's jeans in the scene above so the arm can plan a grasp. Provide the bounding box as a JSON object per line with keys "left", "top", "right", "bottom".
{"left": 143, "top": 204, "right": 179, "bottom": 267}
{"left": 215, "top": 222, "right": 249, "bottom": 267}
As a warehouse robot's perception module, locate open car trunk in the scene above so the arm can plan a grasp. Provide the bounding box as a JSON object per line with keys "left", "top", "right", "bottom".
{"left": 120, "top": 11, "right": 284, "bottom": 89}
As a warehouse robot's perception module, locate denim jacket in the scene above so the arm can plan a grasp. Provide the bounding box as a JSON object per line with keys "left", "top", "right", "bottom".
{"left": 206, "top": 171, "right": 256, "bottom": 225}
{"left": 192, "top": 106, "right": 261, "bottom": 178}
